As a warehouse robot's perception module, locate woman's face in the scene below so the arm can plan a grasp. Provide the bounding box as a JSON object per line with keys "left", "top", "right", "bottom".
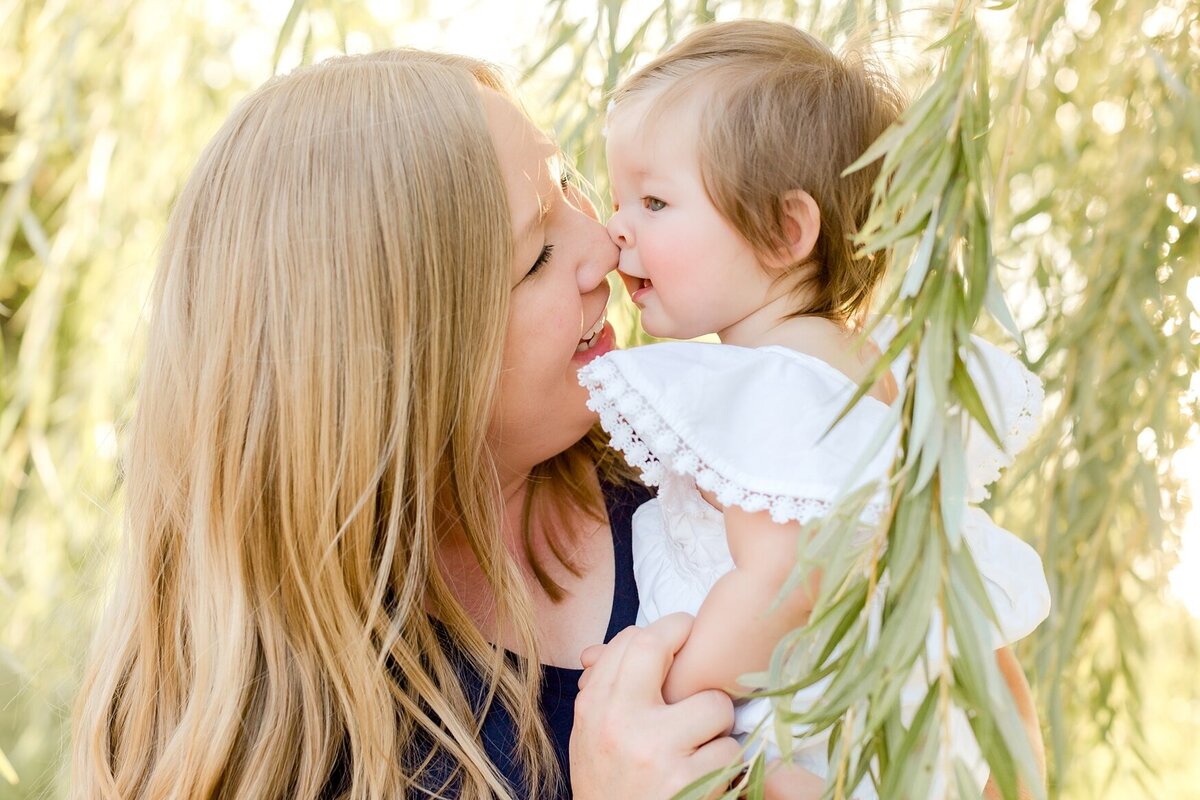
{"left": 482, "top": 90, "right": 618, "bottom": 482}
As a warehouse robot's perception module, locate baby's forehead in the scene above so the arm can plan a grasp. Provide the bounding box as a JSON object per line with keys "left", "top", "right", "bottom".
{"left": 607, "top": 80, "right": 715, "bottom": 147}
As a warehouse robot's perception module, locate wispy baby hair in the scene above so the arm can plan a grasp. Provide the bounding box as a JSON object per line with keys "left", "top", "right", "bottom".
{"left": 611, "top": 19, "right": 906, "bottom": 323}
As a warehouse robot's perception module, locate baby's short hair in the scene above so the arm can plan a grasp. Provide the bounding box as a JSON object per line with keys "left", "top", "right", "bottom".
{"left": 610, "top": 20, "right": 906, "bottom": 322}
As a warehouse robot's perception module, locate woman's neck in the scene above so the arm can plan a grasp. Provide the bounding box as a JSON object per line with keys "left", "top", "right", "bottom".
{"left": 434, "top": 465, "right": 615, "bottom": 665}
{"left": 497, "top": 472, "right": 534, "bottom": 560}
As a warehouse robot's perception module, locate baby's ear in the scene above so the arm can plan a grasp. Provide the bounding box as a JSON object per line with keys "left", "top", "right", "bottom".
{"left": 771, "top": 189, "right": 820, "bottom": 268}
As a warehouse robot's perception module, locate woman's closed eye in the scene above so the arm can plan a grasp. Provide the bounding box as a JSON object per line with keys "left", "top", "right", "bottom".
{"left": 526, "top": 244, "right": 553, "bottom": 278}
{"left": 522, "top": 171, "right": 574, "bottom": 281}
{"left": 642, "top": 196, "right": 666, "bottom": 212}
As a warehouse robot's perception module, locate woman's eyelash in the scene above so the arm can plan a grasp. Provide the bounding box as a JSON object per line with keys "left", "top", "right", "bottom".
{"left": 527, "top": 244, "right": 553, "bottom": 277}
{"left": 524, "top": 167, "right": 571, "bottom": 279}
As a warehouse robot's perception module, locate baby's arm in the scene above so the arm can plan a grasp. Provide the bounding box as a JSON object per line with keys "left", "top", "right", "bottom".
{"left": 661, "top": 502, "right": 818, "bottom": 704}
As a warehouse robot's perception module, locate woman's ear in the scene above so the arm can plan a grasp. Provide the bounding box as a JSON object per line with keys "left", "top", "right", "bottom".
{"left": 772, "top": 189, "right": 820, "bottom": 268}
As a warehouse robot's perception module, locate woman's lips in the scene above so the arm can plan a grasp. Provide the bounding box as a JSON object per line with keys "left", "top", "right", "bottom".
{"left": 577, "top": 311, "right": 607, "bottom": 350}
{"left": 572, "top": 321, "right": 616, "bottom": 365}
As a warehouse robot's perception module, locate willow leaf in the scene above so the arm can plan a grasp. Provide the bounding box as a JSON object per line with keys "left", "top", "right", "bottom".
{"left": 0, "top": 748, "right": 17, "bottom": 786}
{"left": 951, "top": 353, "right": 1002, "bottom": 446}
{"left": 877, "top": 677, "right": 941, "bottom": 799}
{"left": 271, "top": 0, "right": 308, "bottom": 73}
{"left": 938, "top": 423, "right": 967, "bottom": 547}
{"left": 825, "top": 315, "right": 920, "bottom": 435}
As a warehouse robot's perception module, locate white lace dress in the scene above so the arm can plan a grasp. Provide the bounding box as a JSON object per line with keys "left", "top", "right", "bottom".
{"left": 577, "top": 321, "right": 1050, "bottom": 798}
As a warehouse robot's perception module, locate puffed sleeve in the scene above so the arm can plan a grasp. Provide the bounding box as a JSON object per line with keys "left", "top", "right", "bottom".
{"left": 579, "top": 342, "right": 899, "bottom": 524}
{"left": 870, "top": 317, "right": 1044, "bottom": 501}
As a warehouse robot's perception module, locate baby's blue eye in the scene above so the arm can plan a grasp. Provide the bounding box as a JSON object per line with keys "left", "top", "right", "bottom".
{"left": 643, "top": 196, "right": 666, "bottom": 212}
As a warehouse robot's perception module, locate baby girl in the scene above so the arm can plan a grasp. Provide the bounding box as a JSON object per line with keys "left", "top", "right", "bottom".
{"left": 579, "top": 19, "right": 1050, "bottom": 798}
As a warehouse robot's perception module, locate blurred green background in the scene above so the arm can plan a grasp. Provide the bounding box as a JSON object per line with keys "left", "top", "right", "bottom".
{"left": 1, "top": 0, "right": 1197, "bottom": 797}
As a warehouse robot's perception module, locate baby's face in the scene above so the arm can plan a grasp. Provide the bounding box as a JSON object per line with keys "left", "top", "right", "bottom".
{"left": 605, "top": 91, "right": 775, "bottom": 342}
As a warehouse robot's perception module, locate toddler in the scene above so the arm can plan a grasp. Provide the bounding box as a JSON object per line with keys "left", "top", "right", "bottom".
{"left": 578, "top": 20, "right": 1051, "bottom": 798}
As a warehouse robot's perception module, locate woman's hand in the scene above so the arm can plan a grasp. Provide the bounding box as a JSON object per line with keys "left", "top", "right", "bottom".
{"left": 761, "top": 763, "right": 827, "bottom": 799}
{"left": 571, "top": 613, "right": 741, "bottom": 800}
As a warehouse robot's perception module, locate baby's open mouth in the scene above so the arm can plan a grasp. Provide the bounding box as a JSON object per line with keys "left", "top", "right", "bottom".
{"left": 616, "top": 269, "right": 650, "bottom": 301}
{"left": 630, "top": 278, "right": 653, "bottom": 304}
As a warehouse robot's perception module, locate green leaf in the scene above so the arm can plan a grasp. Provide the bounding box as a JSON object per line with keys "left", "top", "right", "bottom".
{"left": 671, "top": 761, "right": 744, "bottom": 800}
{"left": 951, "top": 353, "right": 1003, "bottom": 446}
{"left": 520, "top": 19, "right": 585, "bottom": 80}
{"left": 878, "top": 677, "right": 942, "bottom": 800}
{"left": 900, "top": 212, "right": 939, "bottom": 298}
{"left": 825, "top": 317, "right": 920, "bottom": 435}
{"left": 271, "top": 0, "right": 308, "bottom": 73}
{"left": 938, "top": 422, "right": 967, "bottom": 547}
{"left": 0, "top": 748, "right": 17, "bottom": 785}
{"left": 844, "top": 81, "right": 950, "bottom": 178}
{"left": 984, "top": 271, "right": 1025, "bottom": 349}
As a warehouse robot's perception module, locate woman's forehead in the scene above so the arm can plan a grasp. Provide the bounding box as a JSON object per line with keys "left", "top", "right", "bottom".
{"left": 480, "top": 88, "right": 560, "bottom": 232}
{"left": 481, "top": 89, "right": 557, "bottom": 170}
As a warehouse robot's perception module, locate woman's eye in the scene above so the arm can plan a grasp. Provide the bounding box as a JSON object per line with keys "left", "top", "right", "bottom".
{"left": 643, "top": 196, "right": 666, "bottom": 212}
{"left": 527, "top": 244, "right": 553, "bottom": 278}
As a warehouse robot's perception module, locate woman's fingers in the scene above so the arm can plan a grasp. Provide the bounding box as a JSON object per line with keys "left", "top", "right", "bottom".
{"left": 574, "top": 624, "right": 641, "bottom": 693}
{"left": 611, "top": 612, "right": 695, "bottom": 698}
{"left": 668, "top": 689, "right": 735, "bottom": 744}
{"left": 688, "top": 735, "right": 742, "bottom": 776}
{"left": 576, "top": 613, "right": 695, "bottom": 698}
{"left": 579, "top": 642, "right": 605, "bottom": 669}
{"left": 572, "top": 613, "right": 748, "bottom": 800}
{"left": 577, "top": 641, "right": 606, "bottom": 690}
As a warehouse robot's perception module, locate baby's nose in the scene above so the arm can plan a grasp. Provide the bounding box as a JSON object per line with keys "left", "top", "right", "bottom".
{"left": 606, "top": 212, "right": 634, "bottom": 249}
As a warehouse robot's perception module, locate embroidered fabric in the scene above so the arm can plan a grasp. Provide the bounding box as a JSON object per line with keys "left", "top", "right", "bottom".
{"left": 581, "top": 355, "right": 892, "bottom": 526}
{"left": 963, "top": 341, "right": 1045, "bottom": 502}
{"left": 581, "top": 330, "right": 1048, "bottom": 800}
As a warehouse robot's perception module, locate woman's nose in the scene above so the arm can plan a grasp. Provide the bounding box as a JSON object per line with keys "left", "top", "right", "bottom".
{"left": 578, "top": 217, "right": 619, "bottom": 294}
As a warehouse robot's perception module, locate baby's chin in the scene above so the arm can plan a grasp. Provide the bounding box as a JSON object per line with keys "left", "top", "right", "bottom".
{"left": 638, "top": 314, "right": 697, "bottom": 342}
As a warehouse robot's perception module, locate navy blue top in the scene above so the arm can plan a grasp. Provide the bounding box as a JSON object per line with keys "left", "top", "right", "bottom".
{"left": 472, "top": 477, "right": 647, "bottom": 797}
{"left": 323, "top": 478, "right": 648, "bottom": 799}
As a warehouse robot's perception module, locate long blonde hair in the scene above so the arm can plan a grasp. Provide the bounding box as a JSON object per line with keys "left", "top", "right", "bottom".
{"left": 73, "top": 50, "right": 572, "bottom": 799}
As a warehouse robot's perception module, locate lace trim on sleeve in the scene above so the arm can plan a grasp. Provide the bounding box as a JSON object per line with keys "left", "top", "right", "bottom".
{"left": 581, "top": 358, "right": 889, "bottom": 526}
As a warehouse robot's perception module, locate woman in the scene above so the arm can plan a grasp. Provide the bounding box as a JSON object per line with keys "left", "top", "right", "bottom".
{"left": 72, "top": 48, "right": 735, "bottom": 799}
{"left": 72, "top": 48, "right": 1040, "bottom": 799}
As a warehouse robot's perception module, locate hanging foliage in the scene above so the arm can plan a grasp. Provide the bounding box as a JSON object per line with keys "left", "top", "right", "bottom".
{"left": 521, "top": 0, "right": 1198, "bottom": 797}
{"left": 1, "top": 1, "right": 1196, "bottom": 797}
